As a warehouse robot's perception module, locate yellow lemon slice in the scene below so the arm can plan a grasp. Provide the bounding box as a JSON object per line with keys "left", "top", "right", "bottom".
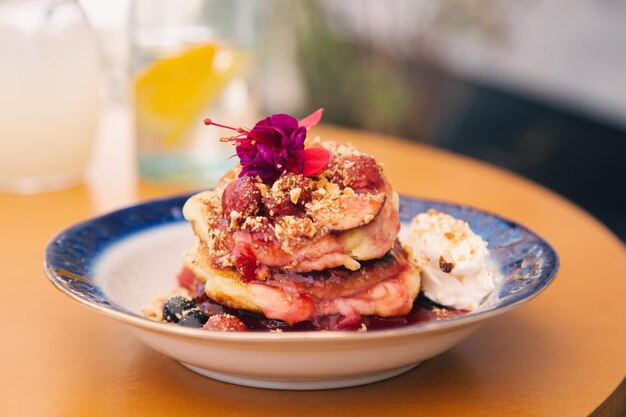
{"left": 134, "top": 42, "right": 242, "bottom": 149}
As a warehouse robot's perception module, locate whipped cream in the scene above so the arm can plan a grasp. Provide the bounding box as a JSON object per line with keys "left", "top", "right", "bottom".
{"left": 406, "top": 209, "right": 496, "bottom": 311}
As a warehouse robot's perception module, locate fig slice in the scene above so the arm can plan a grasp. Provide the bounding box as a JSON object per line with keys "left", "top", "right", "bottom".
{"left": 310, "top": 193, "right": 386, "bottom": 232}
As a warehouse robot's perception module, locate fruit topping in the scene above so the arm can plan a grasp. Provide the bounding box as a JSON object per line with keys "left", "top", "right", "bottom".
{"left": 329, "top": 154, "right": 383, "bottom": 192}
{"left": 221, "top": 176, "right": 262, "bottom": 221}
{"left": 308, "top": 192, "right": 386, "bottom": 232}
{"left": 163, "top": 296, "right": 196, "bottom": 323}
{"left": 262, "top": 172, "right": 312, "bottom": 217}
{"left": 203, "top": 314, "right": 249, "bottom": 331}
{"left": 177, "top": 309, "right": 209, "bottom": 328}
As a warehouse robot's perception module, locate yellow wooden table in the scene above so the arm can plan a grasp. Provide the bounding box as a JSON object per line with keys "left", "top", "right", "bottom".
{"left": 1, "top": 123, "right": 624, "bottom": 416}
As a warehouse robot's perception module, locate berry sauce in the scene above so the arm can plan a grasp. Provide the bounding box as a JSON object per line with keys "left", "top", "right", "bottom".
{"left": 232, "top": 242, "right": 258, "bottom": 283}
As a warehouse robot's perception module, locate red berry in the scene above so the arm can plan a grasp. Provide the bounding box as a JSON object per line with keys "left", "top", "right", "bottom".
{"left": 222, "top": 176, "right": 262, "bottom": 219}
{"left": 330, "top": 155, "right": 383, "bottom": 191}
{"left": 203, "top": 314, "right": 248, "bottom": 331}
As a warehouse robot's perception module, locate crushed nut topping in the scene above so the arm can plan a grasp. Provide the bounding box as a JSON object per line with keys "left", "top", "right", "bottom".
{"left": 257, "top": 183, "right": 268, "bottom": 198}
{"left": 289, "top": 187, "right": 302, "bottom": 204}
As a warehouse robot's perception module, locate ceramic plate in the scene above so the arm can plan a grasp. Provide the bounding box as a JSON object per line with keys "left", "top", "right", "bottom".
{"left": 44, "top": 194, "right": 558, "bottom": 390}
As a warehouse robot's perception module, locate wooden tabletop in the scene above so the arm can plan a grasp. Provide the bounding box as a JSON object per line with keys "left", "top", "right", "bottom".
{"left": 1, "top": 117, "right": 624, "bottom": 416}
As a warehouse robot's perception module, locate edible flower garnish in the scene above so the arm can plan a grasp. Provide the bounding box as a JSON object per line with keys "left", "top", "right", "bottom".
{"left": 204, "top": 108, "right": 331, "bottom": 183}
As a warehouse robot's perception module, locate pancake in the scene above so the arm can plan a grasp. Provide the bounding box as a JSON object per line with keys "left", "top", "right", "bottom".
{"left": 183, "top": 243, "right": 421, "bottom": 324}
{"left": 176, "top": 138, "right": 420, "bottom": 326}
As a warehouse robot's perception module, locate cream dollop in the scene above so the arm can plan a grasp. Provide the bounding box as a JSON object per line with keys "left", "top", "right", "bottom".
{"left": 406, "top": 209, "right": 496, "bottom": 310}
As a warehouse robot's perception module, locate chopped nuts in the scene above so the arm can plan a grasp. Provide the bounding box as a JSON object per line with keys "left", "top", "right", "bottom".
{"left": 257, "top": 183, "right": 268, "bottom": 197}
{"left": 229, "top": 210, "right": 241, "bottom": 228}
{"left": 315, "top": 176, "right": 328, "bottom": 189}
{"left": 289, "top": 187, "right": 302, "bottom": 204}
{"left": 324, "top": 182, "right": 340, "bottom": 195}
{"left": 273, "top": 215, "right": 317, "bottom": 242}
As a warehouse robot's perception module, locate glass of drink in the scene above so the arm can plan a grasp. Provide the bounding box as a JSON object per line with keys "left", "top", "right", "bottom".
{"left": 130, "top": 0, "right": 258, "bottom": 186}
{"left": 0, "top": 0, "right": 100, "bottom": 193}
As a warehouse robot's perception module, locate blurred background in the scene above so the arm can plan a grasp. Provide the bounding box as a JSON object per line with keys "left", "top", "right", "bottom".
{"left": 3, "top": 0, "right": 625, "bottom": 240}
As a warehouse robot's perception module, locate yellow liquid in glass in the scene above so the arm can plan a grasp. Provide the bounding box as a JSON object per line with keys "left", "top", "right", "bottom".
{"left": 134, "top": 42, "right": 242, "bottom": 149}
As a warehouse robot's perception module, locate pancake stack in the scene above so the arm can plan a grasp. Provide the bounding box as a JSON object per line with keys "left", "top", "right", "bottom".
{"left": 182, "top": 141, "right": 421, "bottom": 325}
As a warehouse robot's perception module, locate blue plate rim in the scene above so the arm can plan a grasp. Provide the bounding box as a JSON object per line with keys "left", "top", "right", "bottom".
{"left": 44, "top": 193, "right": 560, "bottom": 342}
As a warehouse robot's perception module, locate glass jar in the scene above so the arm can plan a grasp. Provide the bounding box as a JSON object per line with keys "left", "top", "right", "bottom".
{"left": 0, "top": 0, "right": 101, "bottom": 193}
{"left": 129, "top": 0, "right": 258, "bottom": 186}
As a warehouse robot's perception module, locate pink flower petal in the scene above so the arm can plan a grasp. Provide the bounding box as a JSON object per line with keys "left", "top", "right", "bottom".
{"left": 298, "top": 108, "right": 324, "bottom": 129}
{"left": 303, "top": 147, "right": 332, "bottom": 177}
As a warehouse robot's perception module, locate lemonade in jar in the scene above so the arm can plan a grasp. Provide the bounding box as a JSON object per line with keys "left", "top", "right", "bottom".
{"left": 0, "top": 0, "right": 100, "bottom": 193}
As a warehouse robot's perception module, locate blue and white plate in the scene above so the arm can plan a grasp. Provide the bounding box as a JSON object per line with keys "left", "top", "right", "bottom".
{"left": 44, "top": 194, "right": 558, "bottom": 390}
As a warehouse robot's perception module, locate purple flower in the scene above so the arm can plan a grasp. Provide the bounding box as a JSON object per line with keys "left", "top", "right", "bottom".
{"left": 237, "top": 114, "right": 307, "bottom": 182}
{"left": 204, "top": 108, "right": 329, "bottom": 183}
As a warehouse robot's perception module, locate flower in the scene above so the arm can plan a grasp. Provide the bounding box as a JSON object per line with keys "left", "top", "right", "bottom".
{"left": 204, "top": 109, "right": 331, "bottom": 183}
{"left": 241, "top": 114, "right": 307, "bottom": 182}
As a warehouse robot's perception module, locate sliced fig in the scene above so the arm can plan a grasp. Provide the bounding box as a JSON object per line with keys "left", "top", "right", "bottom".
{"left": 310, "top": 193, "right": 386, "bottom": 232}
